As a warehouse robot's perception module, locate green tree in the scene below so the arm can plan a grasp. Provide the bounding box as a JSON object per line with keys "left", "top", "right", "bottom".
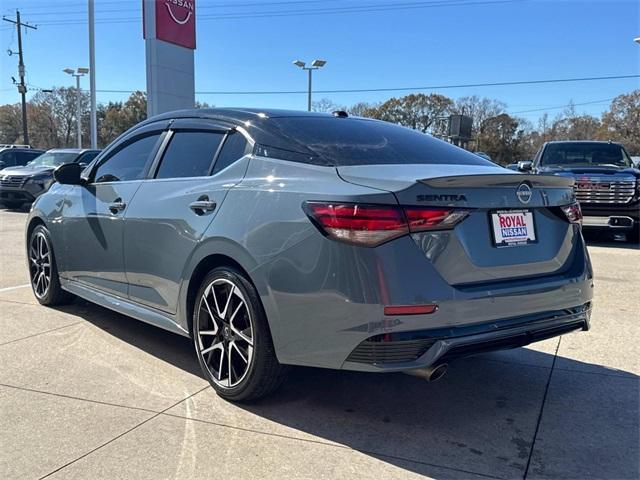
{"left": 367, "top": 93, "right": 453, "bottom": 133}
{"left": 600, "top": 90, "right": 640, "bottom": 154}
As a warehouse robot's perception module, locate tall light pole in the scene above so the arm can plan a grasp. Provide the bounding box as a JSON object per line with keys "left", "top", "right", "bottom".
{"left": 63, "top": 68, "right": 89, "bottom": 148}
{"left": 88, "top": 0, "right": 97, "bottom": 149}
{"left": 293, "top": 59, "right": 327, "bottom": 111}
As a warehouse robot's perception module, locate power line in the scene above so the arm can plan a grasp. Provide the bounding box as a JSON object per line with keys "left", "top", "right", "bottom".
{"left": 194, "top": 74, "right": 640, "bottom": 95}
{"left": 509, "top": 98, "right": 615, "bottom": 115}
{"left": 22, "top": 74, "right": 631, "bottom": 97}
{"left": 19, "top": 0, "right": 523, "bottom": 26}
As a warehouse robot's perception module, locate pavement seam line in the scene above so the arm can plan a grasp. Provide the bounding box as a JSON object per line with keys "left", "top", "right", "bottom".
{"left": 522, "top": 336, "right": 561, "bottom": 479}
{"left": 0, "top": 283, "right": 30, "bottom": 293}
{"left": 0, "top": 383, "right": 161, "bottom": 415}
{"left": 158, "top": 412, "right": 504, "bottom": 479}
{"left": 0, "top": 321, "right": 84, "bottom": 347}
{"left": 37, "top": 384, "right": 211, "bottom": 480}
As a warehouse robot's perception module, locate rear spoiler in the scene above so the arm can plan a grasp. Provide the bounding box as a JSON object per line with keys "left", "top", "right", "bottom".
{"left": 420, "top": 174, "right": 574, "bottom": 189}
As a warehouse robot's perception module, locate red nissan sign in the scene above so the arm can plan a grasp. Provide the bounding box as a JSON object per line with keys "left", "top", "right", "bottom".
{"left": 144, "top": 0, "right": 196, "bottom": 50}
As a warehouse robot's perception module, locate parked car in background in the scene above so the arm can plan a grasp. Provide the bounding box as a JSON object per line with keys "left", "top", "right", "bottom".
{"left": 26, "top": 108, "right": 592, "bottom": 402}
{"left": 505, "top": 162, "right": 520, "bottom": 171}
{"left": 0, "top": 148, "right": 100, "bottom": 209}
{"left": 520, "top": 141, "right": 639, "bottom": 240}
{"left": 0, "top": 144, "right": 32, "bottom": 149}
{"left": 475, "top": 151, "right": 493, "bottom": 162}
{"left": 0, "top": 147, "right": 45, "bottom": 171}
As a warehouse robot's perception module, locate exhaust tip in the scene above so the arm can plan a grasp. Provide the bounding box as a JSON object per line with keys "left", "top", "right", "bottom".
{"left": 404, "top": 363, "right": 449, "bottom": 382}
{"left": 428, "top": 364, "right": 448, "bottom": 382}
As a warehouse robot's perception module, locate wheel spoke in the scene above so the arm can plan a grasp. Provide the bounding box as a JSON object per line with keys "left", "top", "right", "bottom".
{"left": 230, "top": 341, "right": 248, "bottom": 364}
{"left": 201, "top": 293, "right": 219, "bottom": 335}
{"left": 227, "top": 343, "right": 233, "bottom": 384}
{"left": 220, "top": 285, "right": 234, "bottom": 319}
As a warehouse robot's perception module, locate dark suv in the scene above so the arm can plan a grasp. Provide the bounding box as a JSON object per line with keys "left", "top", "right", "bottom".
{"left": 0, "top": 148, "right": 100, "bottom": 209}
{"left": 0, "top": 147, "right": 45, "bottom": 171}
{"left": 520, "top": 141, "right": 640, "bottom": 240}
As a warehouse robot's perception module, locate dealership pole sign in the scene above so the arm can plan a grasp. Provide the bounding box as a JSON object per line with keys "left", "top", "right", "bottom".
{"left": 143, "top": 0, "right": 196, "bottom": 116}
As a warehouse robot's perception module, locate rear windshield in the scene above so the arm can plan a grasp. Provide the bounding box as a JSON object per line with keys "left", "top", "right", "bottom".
{"left": 541, "top": 143, "right": 631, "bottom": 168}
{"left": 266, "top": 117, "right": 493, "bottom": 167}
{"left": 30, "top": 151, "right": 79, "bottom": 167}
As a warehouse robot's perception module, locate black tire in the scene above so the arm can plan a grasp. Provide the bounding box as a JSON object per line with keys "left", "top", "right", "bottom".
{"left": 2, "top": 200, "right": 23, "bottom": 210}
{"left": 28, "top": 225, "right": 74, "bottom": 306}
{"left": 193, "top": 267, "right": 286, "bottom": 402}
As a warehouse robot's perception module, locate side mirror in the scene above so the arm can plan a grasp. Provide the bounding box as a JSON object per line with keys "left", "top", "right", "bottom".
{"left": 54, "top": 162, "right": 85, "bottom": 185}
{"left": 518, "top": 161, "right": 533, "bottom": 172}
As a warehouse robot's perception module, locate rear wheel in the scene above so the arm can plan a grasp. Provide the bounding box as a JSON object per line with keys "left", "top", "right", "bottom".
{"left": 28, "top": 225, "right": 73, "bottom": 306}
{"left": 193, "top": 267, "right": 286, "bottom": 402}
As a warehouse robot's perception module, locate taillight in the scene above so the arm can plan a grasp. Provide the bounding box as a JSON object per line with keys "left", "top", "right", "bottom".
{"left": 561, "top": 202, "right": 582, "bottom": 224}
{"left": 304, "top": 202, "right": 468, "bottom": 247}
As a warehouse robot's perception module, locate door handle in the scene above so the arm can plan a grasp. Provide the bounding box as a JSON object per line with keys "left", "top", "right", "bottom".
{"left": 189, "top": 196, "right": 217, "bottom": 215}
{"left": 108, "top": 199, "right": 126, "bottom": 214}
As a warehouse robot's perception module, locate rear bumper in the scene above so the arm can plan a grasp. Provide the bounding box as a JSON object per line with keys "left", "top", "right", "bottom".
{"left": 581, "top": 203, "right": 640, "bottom": 231}
{"left": 343, "top": 303, "right": 591, "bottom": 372}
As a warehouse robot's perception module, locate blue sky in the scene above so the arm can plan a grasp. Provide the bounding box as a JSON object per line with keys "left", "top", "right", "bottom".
{"left": 1, "top": 0, "right": 639, "bottom": 123}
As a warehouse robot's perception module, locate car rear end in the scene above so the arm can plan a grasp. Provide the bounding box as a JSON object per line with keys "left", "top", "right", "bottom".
{"left": 253, "top": 116, "right": 593, "bottom": 374}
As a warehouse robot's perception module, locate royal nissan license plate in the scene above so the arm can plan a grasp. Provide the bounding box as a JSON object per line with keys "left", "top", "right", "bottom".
{"left": 491, "top": 210, "right": 536, "bottom": 247}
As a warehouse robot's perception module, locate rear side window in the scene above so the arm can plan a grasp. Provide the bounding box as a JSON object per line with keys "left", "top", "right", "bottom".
{"left": 266, "top": 117, "right": 492, "bottom": 167}
{"left": 156, "top": 131, "right": 224, "bottom": 179}
{"left": 94, "top": 133, "right": 161, "bottom": 183}
{"left": 212, "top": 132, "right": 249, "bottom": 174}
{"left": 0, "top": 150, "right": 15, "bottom": 167}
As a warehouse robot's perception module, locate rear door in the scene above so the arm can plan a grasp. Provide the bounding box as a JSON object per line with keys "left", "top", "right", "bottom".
{"left": 60, "top": 124, "right": 167, "bottom": 296}
{"left": 123, "top": 120, "right": 251, "bottom": 313}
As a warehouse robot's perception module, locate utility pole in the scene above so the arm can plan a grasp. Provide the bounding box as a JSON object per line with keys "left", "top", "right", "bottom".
{"left": 3, "top": 11, "right": 37, "bottom": 146}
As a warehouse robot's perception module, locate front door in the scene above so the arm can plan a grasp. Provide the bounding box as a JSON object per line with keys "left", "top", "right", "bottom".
{"left": 123, "top": 123, "right": 251, "bottom": 313}
{"left": 60, "top": 130, "right": 165, "bottom": 297}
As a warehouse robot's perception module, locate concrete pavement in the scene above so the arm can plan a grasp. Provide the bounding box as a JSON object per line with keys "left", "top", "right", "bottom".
{"left": 0, "top": 208, "right": 638, "bottom": 479}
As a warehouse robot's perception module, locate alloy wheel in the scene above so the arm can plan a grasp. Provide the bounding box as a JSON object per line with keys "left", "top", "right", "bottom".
{"left": 29, "top": 231, "right": 51, "bottom": 299}
{"left": 196, "top": 278, "right": 254, "bottom": 388}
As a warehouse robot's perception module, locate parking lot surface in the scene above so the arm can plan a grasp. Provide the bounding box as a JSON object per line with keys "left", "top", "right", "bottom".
{"left": 0, "top": 208, "right": 638, "bottom": 480}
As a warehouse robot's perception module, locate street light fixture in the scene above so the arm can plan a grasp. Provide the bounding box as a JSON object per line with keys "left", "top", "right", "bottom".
{"left": 634, "top": 37, "right": 640, "bottom": 44}
{"left": 292, "top": 58, "right": 327, "bottom": 111}
{"left": 63, "top": 67, "right": 88, "bottom": 149}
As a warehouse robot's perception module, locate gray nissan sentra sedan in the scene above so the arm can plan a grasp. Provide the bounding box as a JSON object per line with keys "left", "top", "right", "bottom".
{"left": 26, "top": 108, "right": 593, "bottom": 401}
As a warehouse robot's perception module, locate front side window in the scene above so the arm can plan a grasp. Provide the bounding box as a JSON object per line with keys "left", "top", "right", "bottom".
{"left": 212, "top": 132, "right": 249, "bottom": 174}
{"left": 93, "top": 133, "right": 161, "bottom": 183}
{"left": 155, "top": 131, "right": 224, "bottom": 179}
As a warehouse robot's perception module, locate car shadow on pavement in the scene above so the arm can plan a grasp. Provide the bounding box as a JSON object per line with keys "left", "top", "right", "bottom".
{"left": 65, "top": 299, "right": 640, "bottom": 480}
{"left": 583, "top": 231, "right": 640, "bottom": 250}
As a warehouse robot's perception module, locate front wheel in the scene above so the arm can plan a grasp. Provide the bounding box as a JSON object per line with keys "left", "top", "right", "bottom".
{"left": 28, "top": 225, "right": 73, "bottom": 306}
{"left": 193, "top": 267, "right": 287, "bottom": 402}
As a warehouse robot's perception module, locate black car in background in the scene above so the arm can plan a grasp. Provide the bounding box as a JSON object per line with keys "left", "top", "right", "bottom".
{"left": 0, "top": 148, "right": 100, "bottom": 209}
{"left": 520, "top": 141, "right": 640, "bottom": 240}
{"left": 0, "top": 148, "right": 45, "bottom": 170}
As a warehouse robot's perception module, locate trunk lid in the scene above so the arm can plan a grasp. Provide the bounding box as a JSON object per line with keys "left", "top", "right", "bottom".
{"left": 337, "top": 164, "right": 578, "bottom": 285}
